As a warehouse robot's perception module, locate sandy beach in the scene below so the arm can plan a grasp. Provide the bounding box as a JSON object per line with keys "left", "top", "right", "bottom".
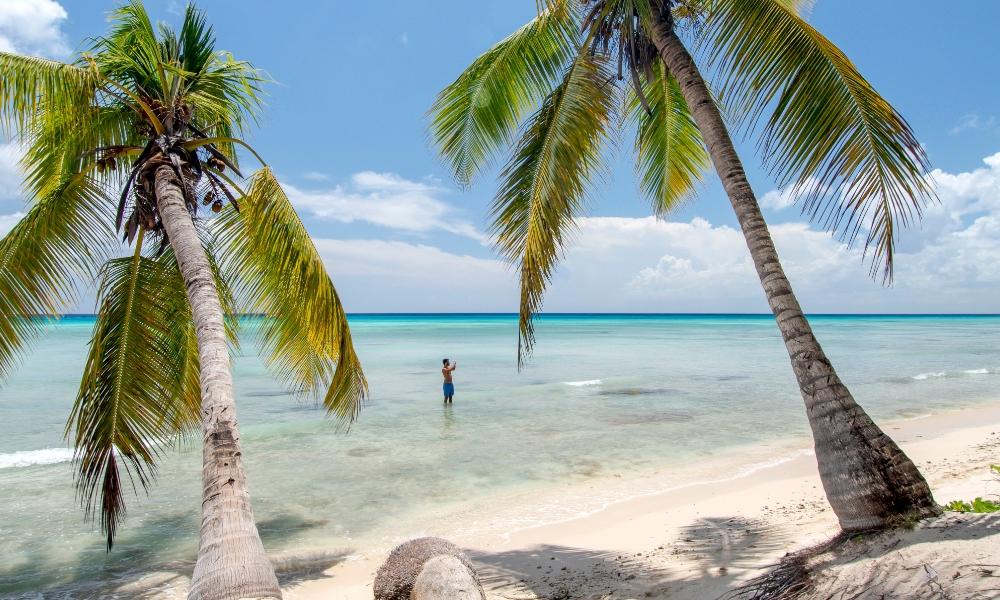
{"left": 281, "top": 401, "right": 1000, "bottom": 600}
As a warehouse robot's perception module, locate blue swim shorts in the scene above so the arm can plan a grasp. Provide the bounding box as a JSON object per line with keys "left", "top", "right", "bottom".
{"left": 443, "top": 382, "right": 455, "bottom": 396}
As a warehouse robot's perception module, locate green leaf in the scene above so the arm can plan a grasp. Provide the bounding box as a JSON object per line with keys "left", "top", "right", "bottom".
{"left": 0, "top": 175, "right": 113, "bottom": 379}
{"left": 491, "top": 51, "right": 617, "bottom": 365}
{"left": 88, "top": 0, "right": 265, "bottom": 141}
{"left": 21, "top": 103, "right": 138, "bottom": 200}
{"left": 67, "top": 240, "right": 202, "bottom": 549}
{"left": 429, "top": 1, "right": 578, "bottom": 185}
{"left": 0, "top": 52, "right": 99, "bottom": 138}
{"left": 215, "top": 168, "right": 367, "bottom": 422}
{"left": 630, "top": 61, "right": 709, "bottom": 215}
{"left": 702, "top": 0, "right": 934, "bottom": 281}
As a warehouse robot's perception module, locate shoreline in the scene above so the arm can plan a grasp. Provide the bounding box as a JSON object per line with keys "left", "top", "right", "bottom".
{"left": 285, "top": 400, "right": 1000, "bottom": 599}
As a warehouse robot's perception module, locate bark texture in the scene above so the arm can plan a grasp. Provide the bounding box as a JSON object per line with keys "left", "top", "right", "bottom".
{"left": 154, "top": 165, "right": 281, "bottom": 599}
{"left": 374, "top": 537, "right": 481, "bottom": 600}
{"left": 649, "top": 29, "right": 938, "bottom": 530}
{"left": 412, "top": 555, "right": 486, "bottom": 600}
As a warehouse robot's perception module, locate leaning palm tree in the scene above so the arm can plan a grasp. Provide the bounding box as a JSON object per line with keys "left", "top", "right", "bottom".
{"left": 430, "top": 0, "right": 939, "bottom": 531}
{"left": 0, "top": 3, "right": 366, "bottom": 598}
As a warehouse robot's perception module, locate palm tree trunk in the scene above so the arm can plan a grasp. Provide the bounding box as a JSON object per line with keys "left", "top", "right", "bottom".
{"left": 154, "top": 165, "right": 282, "bottom": 599}
{"left": 648, "top": 29, "right": 938, "bottom": 530}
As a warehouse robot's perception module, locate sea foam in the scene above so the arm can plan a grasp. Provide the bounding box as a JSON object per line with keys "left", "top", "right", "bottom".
{"left": 564, "top": 379, "right": 602, "bottom": 387}
{"left": 963, "top": 368, "right": 989, "bottom": 374}
{"left": 0, "top": 447, "right": 74, "bottom": 470}
{"left": 912, "top": 372, "right": 946, "bottom": 380}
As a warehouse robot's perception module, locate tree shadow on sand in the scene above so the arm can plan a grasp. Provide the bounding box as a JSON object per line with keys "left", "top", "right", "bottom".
{"left": 676, "top": 517, "right": 791, "bottom": 578}
{"left": 467, "top": 514, "right": 998, "bottom": 599}
{"left": 722, "top": 512, "right": 1000, "bottom": 600}
{"left": 469, "top": 544, "right": 665, "bottom": 599}
{"left": 467, "top": 518, "right": 791, "bottom": 600}
{"left": 1, "top": 510, "right": 349, "bottom": 599}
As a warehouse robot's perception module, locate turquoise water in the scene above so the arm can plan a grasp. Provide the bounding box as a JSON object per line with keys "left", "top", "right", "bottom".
{"left": 1, "top": 314, "right": 999, "bottom": 596}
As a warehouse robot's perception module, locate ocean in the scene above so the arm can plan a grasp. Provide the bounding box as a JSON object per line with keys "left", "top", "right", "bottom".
{"left": 1, "top": 314, "right": 998, "bottom": 596}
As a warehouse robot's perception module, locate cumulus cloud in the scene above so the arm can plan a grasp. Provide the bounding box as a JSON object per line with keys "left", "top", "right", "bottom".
{"left": 0, "top": 211, "right": 25, "bottom": 236}
{"left": 760, "top": 186, "right": 798, "bottom": 211}
{"left": 900, "top": 151, "right": 1000, "bottom": 252}
{"left": 759, "top": 177, "right": 824, "bottom": 211}
{"left": 313, "top": 151, "right": 1000, "bottom": 314}
{"left": 314, "top": 238, "right": 514, "bottom": 312}
{"left": 0, "top": 0, "right": 69, "bottom": 57}
{"left": 0, "top": 142, "right": 24, "bottom": 205}
{"left": 285, "top": 172, "right": 487, "bottom": 242}
{"left": 548, "top": 217, "right": 860, "bottom": 313}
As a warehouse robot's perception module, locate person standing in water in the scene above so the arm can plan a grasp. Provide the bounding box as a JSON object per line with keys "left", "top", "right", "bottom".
{"left": 442, "top": 358, "right": 457, "bottom": 403}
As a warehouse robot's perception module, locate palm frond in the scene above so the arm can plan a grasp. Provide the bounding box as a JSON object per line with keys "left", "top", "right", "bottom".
{"left": 492, "top": 51, "right": 617, "bottom": 365}
{"left": 0, "top": 175, "right": 114, "bottom": 379}
{"left": 183, "top": 53, "right": 266, "bottom": 141}
{"left": 21, "top": 103, "right": 138, "bottom": 199}
{"left": 703, "top": 0, "right": 934, "bottom": 280}
{"left": 0, "top": 52, "right": 99, "bottom": 139}
{"left": 91, "top": 1, "right": 161, "bottom": 100}
{"left": 178, "top": 3, "right": 216, "bottom": 77}
{"left": 215, "top": 168, "right": 367, "bottom": 422}
{"left": 90, "top": 1, "right": 265, "bottom": 141}
{"left": 429, "top": 1, "right": 578, "bottom": 185}
{"left": 630, "top": 61, "right": 709, "bottom": 215}
{"left": 67, "top": 237, "right": 202, "bottom": 549}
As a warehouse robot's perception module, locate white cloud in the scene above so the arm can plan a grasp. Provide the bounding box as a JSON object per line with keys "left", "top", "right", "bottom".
{"left": 760, "top": 187, "right": 798, "bottom": 211}
{"left": 760, "top": 177, "right": 823, "bottom": 211}
{"left": 900, "top": 151, "right": 1000, "bottom": 252}
{"left": 548, "top": 216, "right": 860, "bottom": 312}
{"left": 950, "top": 113, "right": 998, "bottom": 135}
{"left": 0, "top": 142, "right": 24, "bottom": 204}
{"left": 302, "top": 171, "right": 330, "bottom": 182}
{"left": 313, "top": 151, "right": 1000, "bottom": 314}
{"left": 314, "top": 239, "right": 514, "bottom": 312}
{"left": 0, "top": 211, "right": 25, "bottom": 236}
{"left": 0, "top": 0, "right": 69, "bottom": 57}
{"left": 285, "top": 172, "right": 487, "bottom": 242}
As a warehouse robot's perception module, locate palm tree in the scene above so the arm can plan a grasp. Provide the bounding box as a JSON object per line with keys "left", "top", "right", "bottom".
{"left": 0, "top": 3, "right": 366, "bottom": 598}
{"left": 429, "top": 0, "right": 939, "bottom": 531}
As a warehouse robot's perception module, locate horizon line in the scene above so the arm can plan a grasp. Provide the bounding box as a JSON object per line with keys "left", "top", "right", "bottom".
{"left": 44, "top": 312, "right": 1000, "bottom": 318}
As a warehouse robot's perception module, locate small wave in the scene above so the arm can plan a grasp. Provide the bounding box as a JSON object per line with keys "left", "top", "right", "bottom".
{"left": 599, "top": 387, "right": 673, "bottom": 397}
{"left": 912, "top": 372, "right": 946, "bottom": 380}
{"left": 735, "top": 449, "right": 815, "bottom": 478}
{"left": 0, "top": 447, "right": 74, "bottom": 470}
{"left": 963, "top": 368, "right": 989, "bottom": 375}
{"left": 564, "top": 379, "right": 602, "bottom": 387}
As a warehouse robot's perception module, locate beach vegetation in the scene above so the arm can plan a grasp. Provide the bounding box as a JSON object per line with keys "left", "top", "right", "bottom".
{"left": 0, "top": 2, "right": 366, "bottom": 598}
{"left": 429, "top": 0, "right": 939, "bottom": 532}
{"left": 945, "top": 464, "right": 1000, "bottom": 513}
{"left": 944, "top": 498, "right": 1000, "bottom": 513}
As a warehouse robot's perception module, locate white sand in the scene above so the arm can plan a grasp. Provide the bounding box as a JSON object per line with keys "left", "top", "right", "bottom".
{"left": 285, "top": 402, "right": 1000, "bottom": 600}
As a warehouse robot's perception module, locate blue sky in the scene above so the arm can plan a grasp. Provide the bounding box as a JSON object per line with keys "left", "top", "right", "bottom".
{"left": 2, "top": 0, "right": 1000, "bottom": 313}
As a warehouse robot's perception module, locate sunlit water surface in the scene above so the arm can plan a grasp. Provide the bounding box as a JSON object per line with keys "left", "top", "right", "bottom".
{"left": 1, "top": 314, "right": 999, "bottom": 596}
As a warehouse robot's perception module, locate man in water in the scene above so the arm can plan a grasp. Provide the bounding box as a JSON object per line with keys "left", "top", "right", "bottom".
{"left": 442, "top": 358, "right": 457, "bottom": 403}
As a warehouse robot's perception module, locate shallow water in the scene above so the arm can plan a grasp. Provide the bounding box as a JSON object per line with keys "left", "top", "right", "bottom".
{"left": 1, "top": 314, "right": 999, "bottom": 595}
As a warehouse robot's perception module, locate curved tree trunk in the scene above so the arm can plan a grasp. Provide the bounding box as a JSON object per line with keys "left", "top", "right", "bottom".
{"left": 648, "top": 30, "right": 938, "bottom": 530}
{"left": 154, "top": 165, "right": 282, "bottom": 599}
